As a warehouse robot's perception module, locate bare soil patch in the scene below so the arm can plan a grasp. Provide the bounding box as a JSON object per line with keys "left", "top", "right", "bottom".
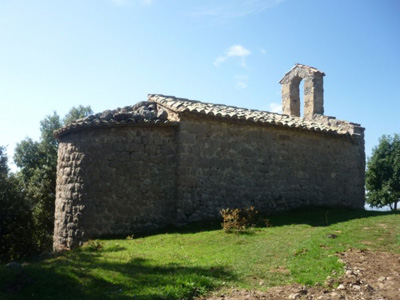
{"left": 197, "top": 248, "right": 400, "bottom": 300}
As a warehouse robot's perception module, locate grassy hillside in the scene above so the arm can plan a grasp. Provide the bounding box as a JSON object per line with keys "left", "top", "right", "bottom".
{"left": 1, "top": 209, "right": 399, "bottom": 300}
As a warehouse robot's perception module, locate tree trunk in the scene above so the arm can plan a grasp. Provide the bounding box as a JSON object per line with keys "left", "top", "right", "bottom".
{"left": 389, "top": 203, "right": 393, "bottom": 211}
{"left": 395, "top": 201, "right": 398, "bottom": 211}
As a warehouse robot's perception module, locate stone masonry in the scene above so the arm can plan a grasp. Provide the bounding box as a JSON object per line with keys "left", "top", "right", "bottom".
{"left": 53, "top": 65, "right": 365, "bottom": 251}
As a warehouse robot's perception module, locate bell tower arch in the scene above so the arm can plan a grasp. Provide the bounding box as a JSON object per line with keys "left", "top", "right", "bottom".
{"left": 279, "top": 64, "right": 325, "bottom": 119}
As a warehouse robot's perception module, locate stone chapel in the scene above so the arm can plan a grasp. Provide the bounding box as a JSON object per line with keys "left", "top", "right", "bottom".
{"left": 53, "top": 64, "right": 365, "bottom": 250}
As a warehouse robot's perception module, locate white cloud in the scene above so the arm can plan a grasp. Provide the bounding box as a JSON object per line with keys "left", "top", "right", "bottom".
{"left": 110, "top": 0, "right": 153, "bottom": 6}
{"left": 214, "top": 56, "right": 227, "bottom": 66}
{"left": 235, "top": 74, "right": 248, "bottom": 89}
{"left": 269, "top": 102, "right": 282, "bottom": 113}
{"left": 227, "top": 45, "right": 250, "bottom": 57}
{"left": 236, "top": 81, "right": 247, "bottom": 89}
{"left": 214, "top": 45, "right": 250, "bottom": 68}
{"left": 111, "top": 0, "right": 129, "bottom": 5}
{"left": 193, "top": 0, "right": 285, "bottom": 21}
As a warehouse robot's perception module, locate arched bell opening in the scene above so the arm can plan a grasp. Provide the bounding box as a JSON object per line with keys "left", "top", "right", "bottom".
{"left": 280, "top": 64, "right": 325, "bottom": 120}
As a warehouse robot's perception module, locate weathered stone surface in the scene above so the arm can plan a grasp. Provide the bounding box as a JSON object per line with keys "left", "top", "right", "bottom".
{"left": 175, "top": 116, "right": 364, "bottom": 224}
{"left": 53, "top": 126, "right": 178, "bottom": 251}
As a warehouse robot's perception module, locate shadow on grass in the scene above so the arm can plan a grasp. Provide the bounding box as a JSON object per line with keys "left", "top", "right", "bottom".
{"left": 129, "top": 208, "right": 400, "bottom": 237}
{"left": 101, "top": 219, "right": 223, "bottom": 241}
{"left": 1, "top": 249, "right": 235, "bottom": 300}
{"left": 268, "top": 207, "right": 400, "bottom": 228}
{"left": 99, "top": 207, "right": 400, "bottom": 242}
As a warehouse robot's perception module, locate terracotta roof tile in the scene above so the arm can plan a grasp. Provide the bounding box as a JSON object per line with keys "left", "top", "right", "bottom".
{"left": 149, "top": 94, "right": 363, "bottom": 137}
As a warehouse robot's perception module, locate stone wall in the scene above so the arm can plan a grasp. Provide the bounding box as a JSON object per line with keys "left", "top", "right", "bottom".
{"left": 176, "top": 116, "right": 365, "bottom": 224}
{"left": 53, "top": 125, "right": 177, "bottom": 250}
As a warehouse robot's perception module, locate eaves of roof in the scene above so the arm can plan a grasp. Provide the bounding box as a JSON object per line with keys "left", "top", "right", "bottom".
{"left": 54, "top": 102, "right": 178, "bottom": 138}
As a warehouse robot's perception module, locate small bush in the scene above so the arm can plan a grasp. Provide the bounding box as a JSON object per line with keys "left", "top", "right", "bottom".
{"left": 220, "top": 206, "right": 270, "bottom": 232}
{"left": 82, "top": 240, "right": 103, "bottom": 252}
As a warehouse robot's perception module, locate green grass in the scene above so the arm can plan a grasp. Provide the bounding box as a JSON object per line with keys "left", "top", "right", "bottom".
{"left": 1, "top": 209, "right": 399, "bottom": 299}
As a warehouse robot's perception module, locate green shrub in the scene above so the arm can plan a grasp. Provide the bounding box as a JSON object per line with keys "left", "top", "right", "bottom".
{"left": 220, "top": 206, "right": 270, "bottom": 232}
{"left": 81, "top": 240, "right": 103, "bottom": 252}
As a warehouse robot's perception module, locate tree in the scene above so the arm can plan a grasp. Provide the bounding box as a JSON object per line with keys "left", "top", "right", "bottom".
{"left": 63, "top": 105, "right": 93, "bottom": 124}
{"left": 14, "top": 112, "right": 61, "bottom": 251}
{"left": 0, "top": 146, "right": 35, "bottom": 262}
{"left": 14, "top": 106, "right": 93, "bottom": 252}
{"left": 366, "top": 134, "right": 400, "bottom": 211}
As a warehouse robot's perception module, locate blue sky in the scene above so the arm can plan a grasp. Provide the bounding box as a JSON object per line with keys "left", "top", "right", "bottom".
{"left": 1, "top": 0, "right": 399, "bottom": 170}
